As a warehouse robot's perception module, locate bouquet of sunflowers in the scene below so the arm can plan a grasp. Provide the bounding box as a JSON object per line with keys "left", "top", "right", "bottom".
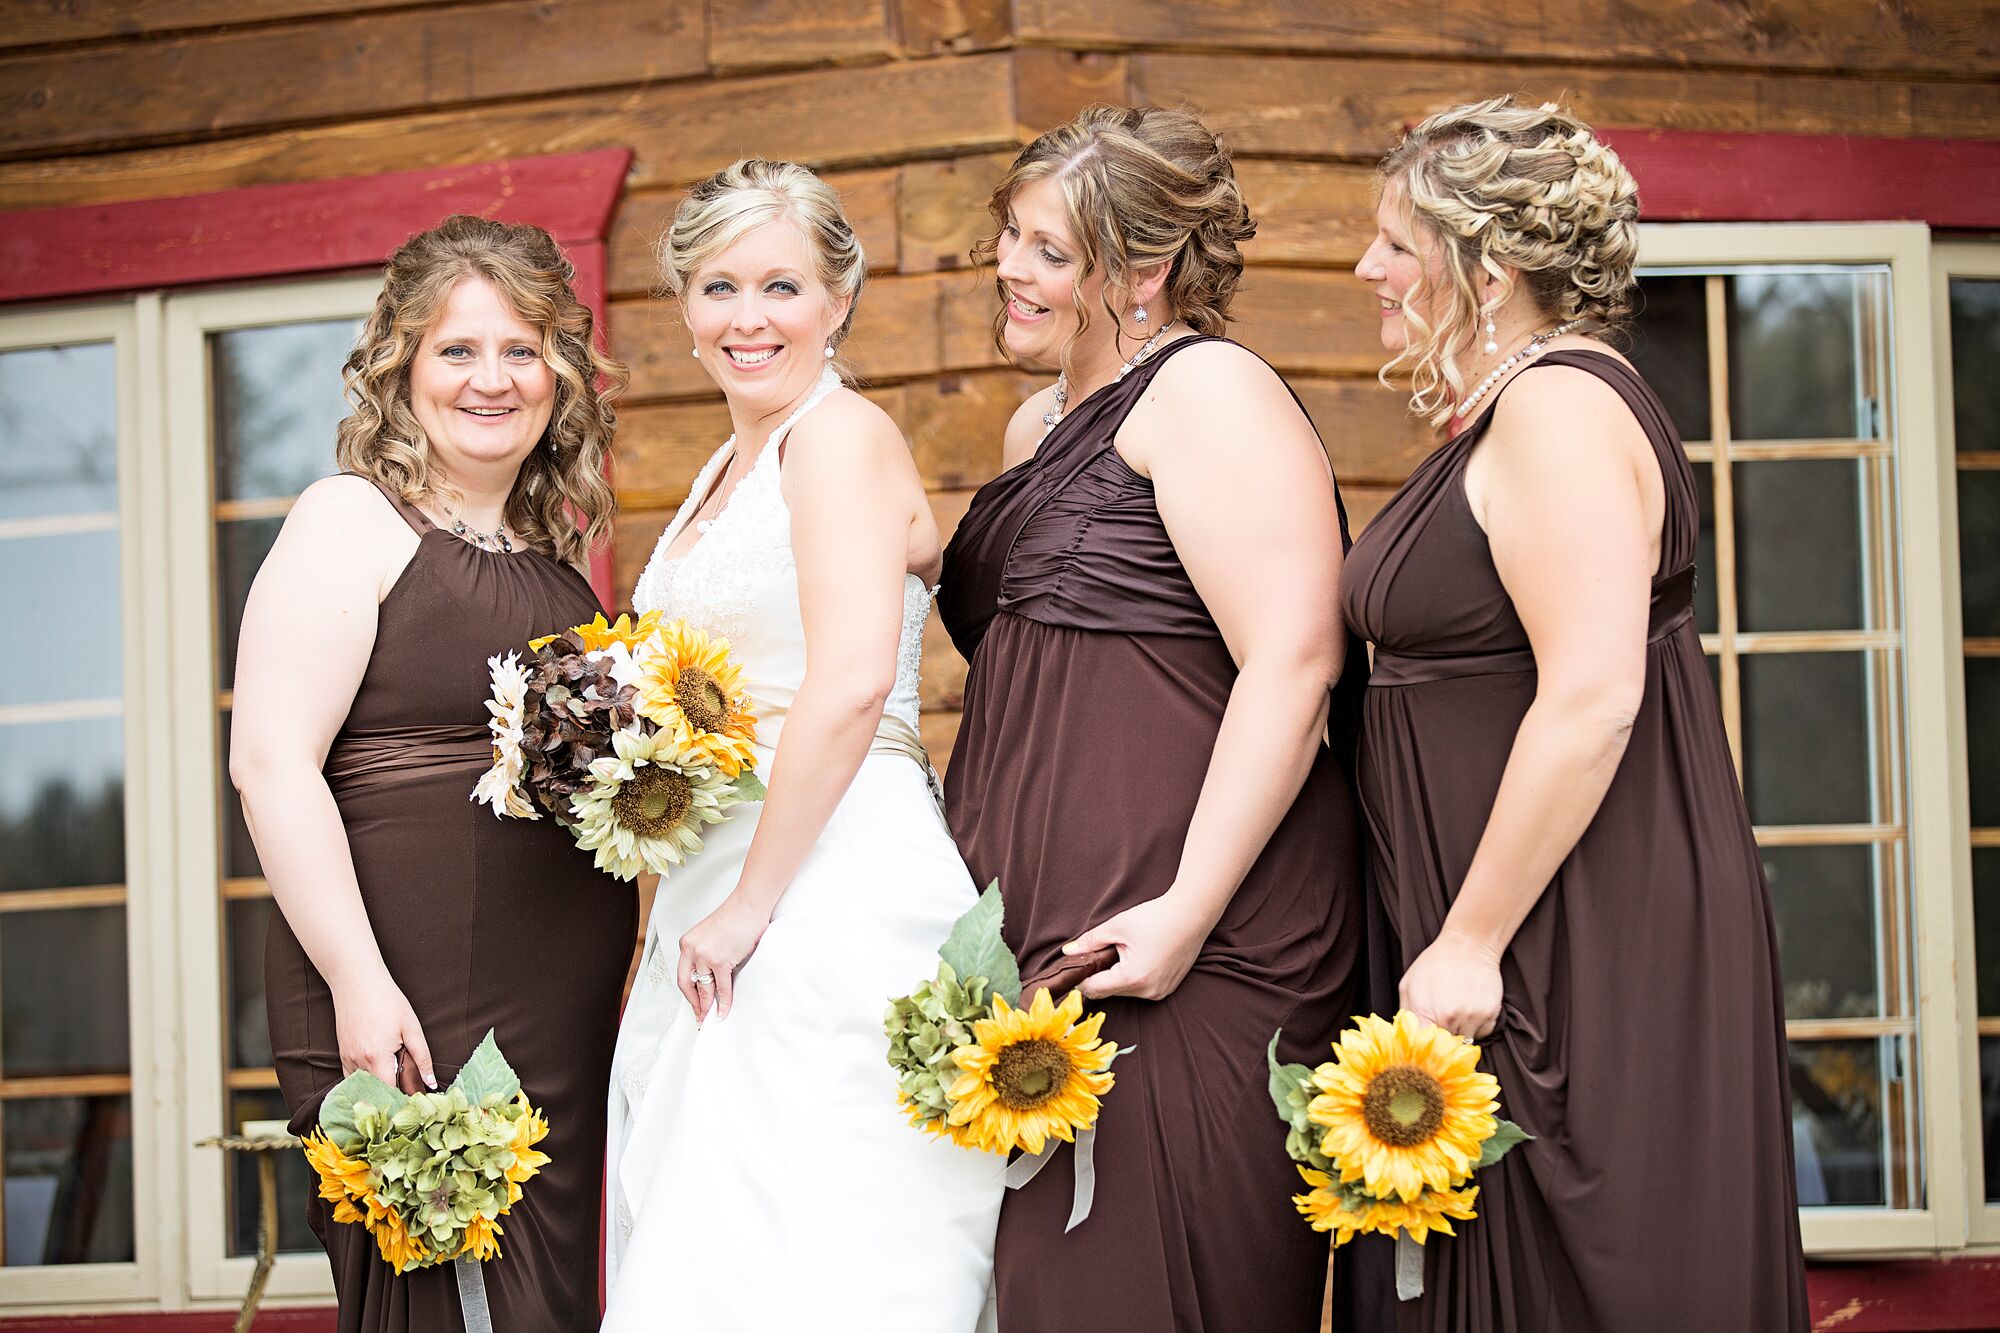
{"left": 301, "top": 1030, "right": 547, "bottom": 1287}
{"left": 472, "top": 611, "right": 766, "bottom": 881}
{"left": 1268, "top": 1011, "right": 1530, "bottom": 1298}
{"left": 885, "top": 883, "right": 1125, "bottom": 1229}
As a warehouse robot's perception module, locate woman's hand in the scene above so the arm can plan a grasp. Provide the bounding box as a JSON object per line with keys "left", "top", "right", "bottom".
{"left": 1065, "top": 893, "right": 1215, "bottom": 1002}
{"left": 677, "top": 893, "right": 772, "bottom": 1022}
{"left": 1399, "top": 926, "right": 1504, "bottom": 1040}
{"left": 332, "top": 970, "right": 436, "bottom": 1093}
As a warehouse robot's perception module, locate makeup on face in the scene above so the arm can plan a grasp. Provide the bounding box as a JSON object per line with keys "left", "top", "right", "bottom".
{"left": 1355, "top": 185, "right": 1431, "bottom": 354}
{"left": 684, "top": 219, "right": 847, "bottom": 415}
{"left": 409, "top": 275, "right": 557, "bottom": 475}
{"left": 993, "top": 176, "right": 1105, "bottom": 369}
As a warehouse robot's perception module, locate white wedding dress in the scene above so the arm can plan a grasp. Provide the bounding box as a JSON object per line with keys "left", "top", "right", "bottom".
{"left": 603, "top": 368, "right": 1002, "bottom": 1331}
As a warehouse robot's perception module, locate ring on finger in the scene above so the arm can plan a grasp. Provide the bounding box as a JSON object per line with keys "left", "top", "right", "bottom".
{"left": 691, "top": 969, "right": 716, "bottom": 986}
{"left": 1460, "top": 1035, "right": 1476, "bottom": 1046}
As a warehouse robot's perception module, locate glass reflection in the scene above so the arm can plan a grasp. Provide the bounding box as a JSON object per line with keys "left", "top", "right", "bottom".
{"left": 0, "top": 716, "right": 123, "bottom": 893}
{"left": 1975, "top": 848, "right": 2000, "bottom": 1017}
{"left": 0, "top": 531, "right": 122, "bottom": 707}
{"left": 1950, "top": 278, "right": 2000, "bottom": 454}
{"left": 0, "top": 907, "right": 130, "bottom": 1078}
{"left": 1628, "top": 274, "right": 1711, "bottom": 442}
{"left": 1789, "top": 1039, "right": 1885, "bottom": 1206}
{"left": 1959, "top": 469, "right": 2000, "bottom": 639}
{"left": 1734, "top": 459, "right": 1866, "bottom": 633}
{"left": 215, "top": 517, "right": 283, "bottom": 689}
{"left": 226, "top": 897, "right": 273, "bottom": 1069}
{"left": 1727, "top": 271, "right": 1879, "bottom": 442}
{"left": 1763, "top": 844, "right": 1881, "bottom": 1020}
{"left": 0, "top": 342, "right": 117, "bottom": 522}
{"left": 227, "top": 1089, "right": 317, "bottom": 1257}
{"left": 1983, "top": 1036, "right": 2000, "bottom": 1203}
{"left": 1968, "top": 658, "right": 2000, "bottom": 830}
{"left": 3, "top": 1096, "right": 134, "bottom": 1264}
{"left": 219, "top": 710, "right": 260, "bottom": 881}
{"left": 1692, "top": 464, "right": 1718, "bottom": 635}
{"left": 211, "top": 319, "right": 359, "bottom": 503}
{"left": 1740, "top": 652, "right": 1877, "bottom": 826}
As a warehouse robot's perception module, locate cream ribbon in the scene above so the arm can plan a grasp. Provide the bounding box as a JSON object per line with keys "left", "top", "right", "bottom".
{"left": 867, "top": 714, "right": 947, "bottom": 827}
{"left": 456, "top": 1257, "right": 494, "bottom": 1332}
{"left": 1002, "top": 1127, "right": 1097, "bottom": 1232}
{"left": 1395, "top": 1230, "right": 1424, "bottom": 1300}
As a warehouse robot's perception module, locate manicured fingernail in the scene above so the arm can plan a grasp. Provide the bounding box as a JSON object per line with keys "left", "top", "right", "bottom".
{"left": 1061, "top": 941, "right": 1077, "bottom": 955}
{"left": 423, "top": 1070, "right": 437, "bottom": 1090}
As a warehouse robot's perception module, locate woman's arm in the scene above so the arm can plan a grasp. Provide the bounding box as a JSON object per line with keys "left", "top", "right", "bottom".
{"left": 228, "top": 475, "right": 437, "bottom": 1090}
{"left": 673, "top": 394, "right": 923, "bottom": 1021}
{"left": 1398, "top": 366, "right": 1659, "bottom": 1038}
{"left": 1066, "top": 343, "right": 1346, "bottom": 1001}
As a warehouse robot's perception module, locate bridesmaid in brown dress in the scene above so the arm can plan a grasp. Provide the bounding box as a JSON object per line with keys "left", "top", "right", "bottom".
{"left": 1340, "top": 99, "right": 1807, "bottom": 1330}
{"left": 941, "top": 107, "right": 1370, "bottom": 1332}
{"left": 232, "top": 217, "right": 636, "bottom": 1333}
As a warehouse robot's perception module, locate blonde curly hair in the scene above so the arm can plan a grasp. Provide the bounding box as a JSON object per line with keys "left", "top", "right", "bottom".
{"left": 974, "top": 104, "right": 1258, "bottom": 371}
{"left": 1379, "top": 96, "right": 1641, "bottom": 426}
{"left": 335, "top": 214, "right": 624, "bottom": 568}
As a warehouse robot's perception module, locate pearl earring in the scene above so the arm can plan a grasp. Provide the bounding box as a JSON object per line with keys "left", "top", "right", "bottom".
{"left": 691, "top": 347, "right": 700, "bottom": 359}
{"left": 1134, "top": 305, "right": 1148, "bottom": 325}
{"left": 824, "top": 345, "right": 836, "bottom": 359}
{"left": 1482, "top": 313, "right": 1498, "bottom": 356}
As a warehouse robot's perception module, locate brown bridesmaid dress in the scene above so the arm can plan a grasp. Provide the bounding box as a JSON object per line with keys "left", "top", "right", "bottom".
{"left": 940, "top": 335, "right": 1370, "bottom": 1333}
{"left": 265, "top": 478, "right": 637, "bottom": 1333}
{"left": 1340, "top": 350, "right": 1808, "bottom": 1332}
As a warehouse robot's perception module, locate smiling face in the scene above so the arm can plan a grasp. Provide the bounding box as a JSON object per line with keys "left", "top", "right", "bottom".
{"left": 407, "top": 275, "right": 557, "bottom": 478}
{"left": 992, "top": 174, "right": 1114, "bottom": 372}
{"left": 683, "top": 217, "right": 850, "bottom": 418}
{"left": 1354, "top": 181, "right": 1436, "bottom": 355}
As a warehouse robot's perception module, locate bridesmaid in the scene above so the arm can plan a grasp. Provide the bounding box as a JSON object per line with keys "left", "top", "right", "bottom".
{"left": 233, "top": 216, "right": 636, "bottom": 1331}
{"left": 1342, "top": 97, "right": 1809, "bottom": 1330}
{"left": 939, "top": 106, "right": 1370, "bottom": 1333}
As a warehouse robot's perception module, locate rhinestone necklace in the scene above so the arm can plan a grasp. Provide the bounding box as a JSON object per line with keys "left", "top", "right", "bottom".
{"left": 449, "top": 513, "right": 513, "bottom": 553}
{"left": 1454, "top": 320, "right": 1582, "bottom": 421}
{"left": 1041, "top": 320, "right": 1178, "bottom": 439}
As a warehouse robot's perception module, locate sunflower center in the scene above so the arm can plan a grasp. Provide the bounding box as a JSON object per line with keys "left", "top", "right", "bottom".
{"left": 1360, "top": 1065, "right": 1447, "bottom": 1147}
{"left": 612, "top": 763, "right": 693, "bottom": 835}
{"left": 991, "top": 1038, "right": 1074, "bottom": 1111}
{"left": 674, "top": 667, "right": 729, "bottom": 734}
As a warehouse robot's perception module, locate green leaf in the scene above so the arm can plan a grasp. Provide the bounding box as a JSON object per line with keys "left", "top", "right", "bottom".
{"left": 938, "top": 881, "right": 1021, "bottom": 1007}
{"left": 1266, "top": 1030, "right": 1317, "bottom": 1127}
{"left": 1475, "top": 1117, "right": 1533, "bottom": 1169}
{"left": 319, "top": 1070, "right": 404, "bottom": 1151}
{"left": 731, "top": 771, "right": 768, "bottom": 802}
{"left": 451, "top": 1030, "right": 521, "bottom": 1107}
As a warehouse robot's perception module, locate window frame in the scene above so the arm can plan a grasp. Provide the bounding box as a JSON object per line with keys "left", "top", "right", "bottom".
{"left": 1932, "top": 237, "right": 2000, "bottom": 1249}
{"left": 1638, "top": 221, "right": 1966, "bottom": 1256}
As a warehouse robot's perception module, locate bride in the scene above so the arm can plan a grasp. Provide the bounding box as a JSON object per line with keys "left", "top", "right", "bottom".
{"left": 603, "top": 159, "right": 1003, "bottom": 1330}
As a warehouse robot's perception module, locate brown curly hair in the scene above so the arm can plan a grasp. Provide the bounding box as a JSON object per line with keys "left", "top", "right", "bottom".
{"left": 1378, "top": 96, "right": 1642, "bottom": 426}
{"left": 973, "top": 104, "right": 1258, "bottom": 372}
{"left": 335, "top": 214, "right": 626, "bottom": 568}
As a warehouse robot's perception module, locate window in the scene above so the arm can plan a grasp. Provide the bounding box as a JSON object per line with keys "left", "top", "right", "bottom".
{"left": 1631, "top": 224, "right": 1973, "bottom": 1253}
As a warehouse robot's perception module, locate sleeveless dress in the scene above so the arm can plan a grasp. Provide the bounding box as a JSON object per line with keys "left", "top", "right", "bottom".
{"left": 265, "top": 477, "right": 638, "bottom": 1333}
{"left": 938, "top": 335, "right": 1371, "bottom": 1333}
{"left": 603, "top": 368, "right": 1005, "bottom": 1332}
{"left": 1340, "top": 350, "right": 1809, "bottom": 1331}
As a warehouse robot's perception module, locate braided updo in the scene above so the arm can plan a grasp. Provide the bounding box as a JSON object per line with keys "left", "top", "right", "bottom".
{"left": 975, "top": 104, "right": 1258, "bottom": 366}
{"left": 1380, "top": 96, "right": 1641, "bottom": 425}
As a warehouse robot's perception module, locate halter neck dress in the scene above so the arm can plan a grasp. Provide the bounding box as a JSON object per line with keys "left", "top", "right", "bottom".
{"left": 1339, "top": 350, "right": 1808, "bottom": 1331}
{"left": 265, "top": 477, "right": 637, "bottom": 1333}
{"left": 939, "top": 335, "right": 1371, "bottom": 1332}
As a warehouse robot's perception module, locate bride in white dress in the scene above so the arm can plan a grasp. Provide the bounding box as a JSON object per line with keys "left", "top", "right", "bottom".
{"left": 602, "top": 161, "right": 1002, "bottom": 1331}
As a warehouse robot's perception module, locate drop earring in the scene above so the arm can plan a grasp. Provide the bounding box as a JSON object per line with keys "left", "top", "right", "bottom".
{"left": 1134, "top": 304, "right": 1148, "bottom": 325}
{"left": 1482, "top": 311, "right": 1498, "bottom": 356}
{"left": 824, "top": 345, "right": 836, "bottom": 359}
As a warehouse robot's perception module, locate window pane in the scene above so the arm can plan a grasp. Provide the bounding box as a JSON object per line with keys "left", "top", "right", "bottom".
{"left": 1764, "top": 844, "right": 1880, "bottom": 1020}
{"left": 1727, "top": 271, "right": 1879, "bottom": 442}
{"left": 0, "top": 531, "right": 122, "bottom": 706}
{"left": 226, "top": 897, "right": 272, "bottom": 1069}
{"left": 3, "top": 1095, "right": 134, "bottom": 1265}
{"left": 0, "top": 716, "right": 123, "bottom": 893}
{"left": 211, "top": 319, "right": 357, "bottom": 503}
{"left": 1735, "top": 459, "right": 1866, "bottom": 633}
{"left": 1982, "top": 1036, "right": 2000, "bottom": 1203}
{"left": 1740, "top": 652, "right": 1880, "bottom": 826}
{"left": 0, "top": 342, "right": 117, "bottom": 522}
{"left": 1975, "top": 847, "right": 2000, "bottom": 1017}
{"left": 219, "top": 710, "right": 260, "bottom": 880}
{"left": 1968, "top": 658, "right": 2000, "bottom": 830}
{"left": 215, "top": 517, "right": 283, "bottom": 690}
{"left": 1959, "top": 469, "right": 2000, "bottom": 639}
{"left": 0, "top": 906, "right": 129, "bottom": 1078}
{"left": 1950, "top": 277, "right": 2000, "bottom": 454}
{"left": 1790, "top": 1038, "right": 1886, "bottom": 1206}
{"left": 226, "top": 1089, "right": 317, "bottom": 1257}
{"left": 1693, "top": 463, "right": 1718, "bottom": 635}
{"left": 1628, "top": 273, "right": 1712, "bottom": 441}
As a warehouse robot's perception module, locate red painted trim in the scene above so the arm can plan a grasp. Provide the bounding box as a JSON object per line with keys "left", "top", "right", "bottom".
{"left": 568, "top": 237, "right": 616, "bottom": 608}
{"left": 0, "top": 149, "right": 631, "bottom": 305}
{"left": 1806, "top": 1257, "right": 2000, "bottom": 1331}
{"left": 1605, "top": 128, "right": 2000, "bottom": 230}
{"left": 0, "top": 1311, "right": 332, "bottom": 1331}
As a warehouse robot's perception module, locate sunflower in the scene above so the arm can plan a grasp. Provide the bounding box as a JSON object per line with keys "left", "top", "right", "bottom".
{"left": 368, "top": 1203, "right": 431, "bottom": 1272}
{"left": 568, "top": 725, "right": 735, "bottom": 880}
{"left": 531, "top": 610, "right": 664, "bottom": 654}
{"left": 303, "top": 1130, "right": 376, "bottom": 1215}
{"left": 946, "top": 988, "right": 1118, "bottom": 1156}
{"left": 631, "top": 621, "right": 759, "bottom": 778}
{"left": 1308, "top": 1011, "right": 1499, "bottom": 1203}
{"left": 473, "top": 652, "right": 541, "bottom": 820}
{"left": 1292, "top": 1166, "right": 1479, "bottom": 1245}
{"left": 501, "top": 1095, "right": 551, "bottom": 1204}
{"left": 459, "top": 1210, "right": 504, "bottom": 1262}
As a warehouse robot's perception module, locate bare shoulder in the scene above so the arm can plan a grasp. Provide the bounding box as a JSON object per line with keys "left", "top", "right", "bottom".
{"left": 1126, "top": 338, "right": 1315, "bottom": 475}
{"left": 1003, "top": 382, "right": 1061, "bottom": 469}
{"left": 1486, "top": 361, "right": 1647, "bottom": 459}
{"left": 283, "top": 473, "right": 408, "bottom": 546}
{"left": 785, "top": 387, "right": 918, "bottom": 482}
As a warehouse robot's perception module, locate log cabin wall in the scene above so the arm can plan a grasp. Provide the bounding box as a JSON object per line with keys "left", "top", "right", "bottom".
{"left": 4, "top": 0, "right": 1997, "bottom": 774}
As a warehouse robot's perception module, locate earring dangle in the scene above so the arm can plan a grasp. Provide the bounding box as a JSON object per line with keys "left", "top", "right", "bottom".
{"left": 824, "top": 345, "right": 836, "bottom": 359}
{"left": 1482, "top": 313, "right": 1498, "bottom": 356}
{"left": 1134, "top": 305, "right": 1148, "bottom": 325}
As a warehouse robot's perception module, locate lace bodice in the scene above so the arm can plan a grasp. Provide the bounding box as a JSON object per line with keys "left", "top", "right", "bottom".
{"left": 632, "top": 368, "right": 931, "bottom": 744}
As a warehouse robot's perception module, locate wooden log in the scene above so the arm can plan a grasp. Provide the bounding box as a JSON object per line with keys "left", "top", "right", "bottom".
{"left": 1236, "top": 160, "right": 1377, "bottom": 268}
{"left": 710, "top": 0, "right": 895, "bottom": 73}
{"left": 614, "top": 270, "right": 1007, "bottom": 401}
{"left": 0, "top": 51, "right": 1018, "bottom": 211}
{"left": 1343, "top": 484, "right": 1398, "bottom": 533}
{"left": 608, "top": 165, "right": 900, "bottom": 299}
{"left": 921, "top": 709, "right": 963, "bottom": 772}
{"left": 1291, "top": 376, "right": 1436, "bottom": 486}
{"left": 1013, "top": 0, "right": 2000, "bottom": 79}
{"left": 611, "top": 508, "right": 672, "bottom": 614}
{"left": 1013, "top": 47, "right": 1129, "bottom": 139}
{"left": 1132, "top": 52, "right": 2000, "bottom": 159}
{"left": 0, "top": 0, "right": 422, "bottom": 49}
{"left": 898, "top": 151, "right": 1014, "bottom": 272}
{"left": 1230, "top": 268, "right": 1387, "bottom": 377}
{"left": 0, "top": 0, "right": 704, "bottom": 159}
{"left": 897, "top": 0, "right": 1013, "bottom": 58}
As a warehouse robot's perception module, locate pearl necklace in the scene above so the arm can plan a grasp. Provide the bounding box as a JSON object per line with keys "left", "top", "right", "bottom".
{"left": 1454, "top": 320, "right": 1582, "bottom": 420}
{"left": 1041, "top": 320, "right": 1177, "bottom": 438}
